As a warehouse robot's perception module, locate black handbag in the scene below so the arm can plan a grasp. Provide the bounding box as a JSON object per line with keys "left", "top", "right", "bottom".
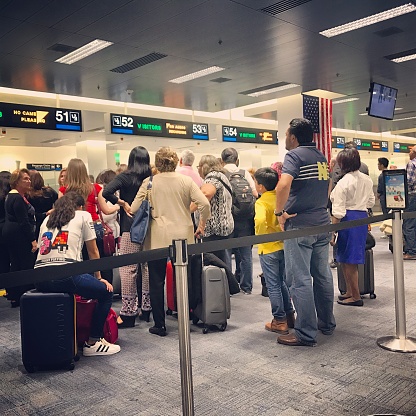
{"left": 365, "top": 231, "right": 376, "bottom": 250}
{"left": 130, "top": 177, "right": 152, "bottom": 245}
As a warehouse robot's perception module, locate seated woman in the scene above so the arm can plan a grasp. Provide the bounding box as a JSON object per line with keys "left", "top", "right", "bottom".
{"left": 35, "top": 192, "right": 120, "bottom": 356}
{"left": 330, "top": 148, "right": 375, "bottom": 306}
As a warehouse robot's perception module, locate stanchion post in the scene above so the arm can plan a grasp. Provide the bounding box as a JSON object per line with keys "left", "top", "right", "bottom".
{"left": 377, "top": 210, "right": 416, "bottom": 352}
{"left": 171, "top": 239, "right": 194, "bottom": 416}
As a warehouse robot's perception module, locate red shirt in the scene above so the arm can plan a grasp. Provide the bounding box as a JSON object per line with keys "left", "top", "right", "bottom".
{"left": 59, "top": 183, "right": 102, "bottom": 222}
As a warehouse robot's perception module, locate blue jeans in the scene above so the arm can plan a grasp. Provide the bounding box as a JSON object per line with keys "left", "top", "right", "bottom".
{"left": 403, "top": 194, "right": 416, "bottom": 255}
{"left": 284, "top": 227, "right": 336, "bottom": 344}
{"left": 235, "top": 245, "right": 253, "bottom": 292}
{"left": 259, "top": 250, "right": 294, "bottom": 320}
{"left": 37, "top": 273, "right": 113, "bottom": 340}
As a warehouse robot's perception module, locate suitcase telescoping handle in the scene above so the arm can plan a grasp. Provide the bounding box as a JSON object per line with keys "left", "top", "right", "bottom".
{"left": 195, "top": 236, "right": 204, "bottom": 265}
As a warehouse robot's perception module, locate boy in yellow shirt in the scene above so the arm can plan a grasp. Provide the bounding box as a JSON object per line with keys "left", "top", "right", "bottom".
{"left": 254, "top": 168, "right": 295, "bottom": 335}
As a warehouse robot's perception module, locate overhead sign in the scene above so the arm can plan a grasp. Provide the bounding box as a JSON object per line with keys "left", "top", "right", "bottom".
{"left": 394, "top": 142, "right": 415, "bottom": 153}
{"left": 353, "top": 138, "right": 388, "bottom": 152}
{"left": 222, "top": 125, "right": 278, "bottom": 145}
{"left": 110, "top": 114, "right": 209, "bottom": 140}
{"left": 331, "top": 136, "right": 345, "bottom": 149}
{"left": 26, "top": 163, "right": 62, "bottom": 171}
{"left": 0, "top": 102, "right": 82, "bottom": 132}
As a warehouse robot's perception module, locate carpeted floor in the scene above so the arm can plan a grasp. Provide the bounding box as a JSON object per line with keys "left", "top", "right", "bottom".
{"left": 1, "top": 227, "right": 416, "bottom": 415}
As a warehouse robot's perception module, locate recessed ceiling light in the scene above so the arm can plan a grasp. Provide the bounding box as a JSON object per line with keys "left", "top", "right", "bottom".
{"left": 55, "top": 39, "right": 113, "bottom": 65}
{"left": 359, "top": 112, "right": 368, "bottom": 116}
{"left": 169, "top": 66, "right": 225, "bottom": 83}
{"left": 393, "top": 116, "right": 416, "bottom": 122}
{"left": 246, "top": 83, "right": 300, "bottom": 97}
{"left": 320, "top": 3, "right": 416, "bottom": 38}
{"left": 332, "top": 97, "right": 360, "bottom": 104}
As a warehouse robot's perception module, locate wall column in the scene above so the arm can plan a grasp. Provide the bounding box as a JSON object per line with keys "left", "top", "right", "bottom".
{"left": 276, "top": 94, "right": 303, "bottom": 161}
{"left": 76, "top": 140, "right": 107, "bottom": 181}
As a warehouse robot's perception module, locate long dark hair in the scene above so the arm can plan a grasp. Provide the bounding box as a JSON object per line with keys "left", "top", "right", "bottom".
{"left": 46, "top": 192, "right": 84, "bottom": 230}
{"left": 126, "top": 146, "right": 151, "bottom": 185}
{"left": 0, "top": 171, "right": 11, "bottom": 199}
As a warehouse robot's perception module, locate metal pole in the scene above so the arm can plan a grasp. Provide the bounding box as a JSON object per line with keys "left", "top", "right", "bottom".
{"left": 171, "top": 239, "right": 194, "bottom": 415}
{"left": 377, "top": 210, "right": 416, "bottom": 352}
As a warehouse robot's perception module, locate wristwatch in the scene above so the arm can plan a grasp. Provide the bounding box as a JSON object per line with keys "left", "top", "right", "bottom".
{"left": 274, "top": 209, "right": 285, "bottom": 217}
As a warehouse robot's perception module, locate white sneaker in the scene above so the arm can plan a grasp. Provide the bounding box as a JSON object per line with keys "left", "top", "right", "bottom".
{"left": 83, "top": 338, "right": 121, "bottom": 357}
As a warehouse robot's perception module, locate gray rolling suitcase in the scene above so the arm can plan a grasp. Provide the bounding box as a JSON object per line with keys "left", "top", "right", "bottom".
{"left": 192, "top": 264, "right": 231, "bottom": 334}
{"left": 337, "top": 249, "right": 376, "bottom": 299}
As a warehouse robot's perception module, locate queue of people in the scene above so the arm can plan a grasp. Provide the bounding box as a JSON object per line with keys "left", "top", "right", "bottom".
{"left": 6, "top": 117, "right": 416, "bottom": 356}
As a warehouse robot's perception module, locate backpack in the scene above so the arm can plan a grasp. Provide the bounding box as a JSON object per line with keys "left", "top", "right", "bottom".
{"left": 223, "top": 169, "right": 256, "bottom": 220}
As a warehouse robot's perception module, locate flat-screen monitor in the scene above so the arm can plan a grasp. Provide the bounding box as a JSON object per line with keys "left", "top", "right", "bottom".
{"left": 383, "top": 169, "right": 408, "bottom": 210}
{"left": 367, "top": 82, "right": 397, "bottom": 120}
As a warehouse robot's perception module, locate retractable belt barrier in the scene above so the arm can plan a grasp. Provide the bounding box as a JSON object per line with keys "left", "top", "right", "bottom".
{"left": 4, "top": 211, "right": 416, "bottom": 289}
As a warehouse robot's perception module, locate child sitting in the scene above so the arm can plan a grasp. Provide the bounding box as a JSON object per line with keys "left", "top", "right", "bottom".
{"left": 254, "top": 168, "right": 295, "bottom": 335}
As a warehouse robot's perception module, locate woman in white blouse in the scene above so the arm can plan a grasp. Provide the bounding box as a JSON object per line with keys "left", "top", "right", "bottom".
{"left": 330, "top": 148, "right": 375, "bottom": 307}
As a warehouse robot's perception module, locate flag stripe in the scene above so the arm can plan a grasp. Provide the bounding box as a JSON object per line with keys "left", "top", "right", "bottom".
{"left": 303, "top": 95, "right": 332, "bottom": 164}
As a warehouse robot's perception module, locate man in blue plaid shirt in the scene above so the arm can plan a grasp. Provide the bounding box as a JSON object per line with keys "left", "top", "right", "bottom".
{"left": 403, "top": 146, "right": 416, "bottom": 260}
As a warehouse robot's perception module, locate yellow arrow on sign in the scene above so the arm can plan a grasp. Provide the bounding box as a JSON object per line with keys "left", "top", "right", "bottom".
{"left": 36, "top": 111, "right": 49, "bottom": 124}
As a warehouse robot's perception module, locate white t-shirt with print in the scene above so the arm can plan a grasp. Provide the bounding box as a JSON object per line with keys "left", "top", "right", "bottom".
{"left": 35, "top": 210, "right": 96, "bottom": 268}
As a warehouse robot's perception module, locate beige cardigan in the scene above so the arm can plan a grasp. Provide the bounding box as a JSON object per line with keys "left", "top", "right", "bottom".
{"left": 131, "top": 172, "right": 210, "bottom": 250}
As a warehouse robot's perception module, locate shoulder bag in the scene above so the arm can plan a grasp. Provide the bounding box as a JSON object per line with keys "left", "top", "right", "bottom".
{"left": 95, "top": 186, "right": 116, "bottom": 256}
{"left": 130, "top": 177, "right": 152, "bottom": 245}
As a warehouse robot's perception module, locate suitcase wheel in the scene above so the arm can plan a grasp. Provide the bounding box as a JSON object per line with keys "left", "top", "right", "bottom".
{"left": 370, "top": 293, "right": 376, "bottom": 299}
{"left": 203, "top": 327, "right": 209, "bottom": 334}
{"left": 68, "top": 360, "right": 75, "bottom": 371}
{"left": 74, "top": 354, "right": 80, "bottom": 362}
{"left": 219, "top": 323, "right": 227, "bottom": 332}
{"left": 166, "top": 309, "right": 173, "bottom": 316}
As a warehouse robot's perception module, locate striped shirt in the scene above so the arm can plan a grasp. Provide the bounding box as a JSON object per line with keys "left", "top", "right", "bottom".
{"left": 282, "top": 142, "right": 330, "bottom": 228}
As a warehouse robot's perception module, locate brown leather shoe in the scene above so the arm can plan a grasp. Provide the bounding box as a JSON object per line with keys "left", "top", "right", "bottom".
{"left": 286, "top": 311, "right": 295, "bottom": 329}
{"left": 403, "top": 253, "right": 416, "bottom": 260}
{"left": 265, "top": 318, "right": 289, "bottom": 334}
{"left": 277, "top": 333, "right": 316, "bottom": 347}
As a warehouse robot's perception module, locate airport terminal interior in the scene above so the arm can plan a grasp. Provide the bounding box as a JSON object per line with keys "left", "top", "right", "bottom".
{"left": 1, "top": 0, "right": 416, "bottom": 415}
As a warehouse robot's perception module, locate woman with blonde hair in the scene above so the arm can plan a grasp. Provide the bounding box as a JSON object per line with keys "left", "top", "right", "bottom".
{"left": 59, "top": 158, "right": 116, "bottom": 283}
{"left": 58, "top": 168, "right": 67, "bottom": 187}
{"left": 131, "top": 147, "right": 210, "bottom": 336}
{"left": 196, "top": 154, "right": 234, "bottom": 264}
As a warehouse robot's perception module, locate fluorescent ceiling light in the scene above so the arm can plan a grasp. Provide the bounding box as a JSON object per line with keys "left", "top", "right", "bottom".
{"left": 320, "top": 3, "right": 416, "bottom": 38}
{"left": 169, "top": 66, "right": 225, "bottom": 84}
{"left": 359, "top": 112, "right": 368, "bottom": 116}
{"left": 393, "top": 116, "right": 416, "bottom": 122}
{"left": 302, "top": 89, "right": 344, "bottom": 99}
{"left": 392, "top": 53, "right": 416, "bottom": 63}
{"left": 55, "top": 39, "right": 113, "bottom": 65}
{"left": 332, "top": 97, "right": 360, "bottom": 104}
{"left": 247, "top": 84, "right": 299, "bottom": 97}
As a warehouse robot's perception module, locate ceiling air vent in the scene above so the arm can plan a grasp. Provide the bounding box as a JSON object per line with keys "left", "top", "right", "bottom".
{"left": 374, "top": 27, "right": 403, "bottom": 37}
{"left": 260, "top": 0, "right": 312, "bottom": 15}
{"left": 110, "top": 52, "right": 167, "bottom": 74}
{"left": 210, "top": 77, "right": 232, "bottom": 83}
{"left": 47, "top": 43, "right": 77, "bottom": 53}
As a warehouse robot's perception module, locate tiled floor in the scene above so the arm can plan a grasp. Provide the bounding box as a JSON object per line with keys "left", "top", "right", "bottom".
{"left": 1, "top": 226, "right": 416, "bottom": 415}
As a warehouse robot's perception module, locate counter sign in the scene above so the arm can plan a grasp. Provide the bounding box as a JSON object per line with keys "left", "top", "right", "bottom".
{"left": 111, "top": 114, "right": 208, "bottom": 140}
{"left": 222, "top": 125, "right": 278, "bottom": 145}
{"left": 0, "top": 102, "right": 82, "bottom": 132}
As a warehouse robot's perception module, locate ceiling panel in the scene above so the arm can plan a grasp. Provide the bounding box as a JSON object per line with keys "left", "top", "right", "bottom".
{"left": 0, "top": 0, "right": 414, "bottom": 136}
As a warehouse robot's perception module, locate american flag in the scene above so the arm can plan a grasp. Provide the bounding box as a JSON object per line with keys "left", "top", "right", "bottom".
{"left": 303, "top": 95, "right": 332, "bottom": 163}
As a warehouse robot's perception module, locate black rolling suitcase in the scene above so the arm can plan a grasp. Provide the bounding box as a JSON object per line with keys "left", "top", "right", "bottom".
{"left": 20, "top": 290, "right": 78, "bottom": 373}
{"left": 337, "top": 249, "right": 376, "bottom": 299}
